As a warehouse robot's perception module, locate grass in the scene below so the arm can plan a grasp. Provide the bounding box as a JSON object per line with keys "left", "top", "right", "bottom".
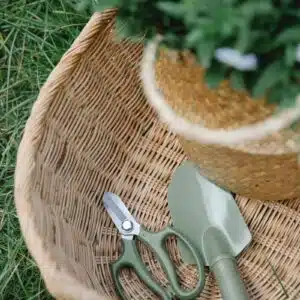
{"left": 0, "top": 1, "right": 90, "bottom": 298}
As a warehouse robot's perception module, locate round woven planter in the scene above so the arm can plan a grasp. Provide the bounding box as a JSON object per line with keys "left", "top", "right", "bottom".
{"left": 14, "top": 9, "right": 300, "bottom": 300}
{"left": 141, "top": 40, "right": 300, "bottom": 201}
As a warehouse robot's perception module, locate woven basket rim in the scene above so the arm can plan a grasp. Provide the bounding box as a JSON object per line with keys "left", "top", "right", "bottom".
{"left": 13, "top": 10, "right": 115, "bottom": 300}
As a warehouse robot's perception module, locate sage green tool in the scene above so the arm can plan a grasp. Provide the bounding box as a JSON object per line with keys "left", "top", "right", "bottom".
{"left": 168, "top": 160, "right": 252, "bottom": 300}
{"left": 103, "top": 192, "right": 206, "bottom": 300}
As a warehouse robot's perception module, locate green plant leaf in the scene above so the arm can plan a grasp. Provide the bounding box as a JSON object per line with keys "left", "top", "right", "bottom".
{"left": 285, "top": 9, "right": 300, "bottom": 18}
{"left": 239, "top": 1, "right": 273, "bottom": 19}
{"left": 196, "top": 40, "right": 216, "bottom": 68}
{"left": 156, "top": 1, "right": 184, "bottom": 18}
{"left": 194, "top": 16, "right": 213, "bottom": 25}
{"left": 247, "top": 31, "right": 274, "bottom": 53}
{"left": 280, "top": 0, "right": 295, "bottom": 5}
{"left": 235, "top": 21, "right": 250, "bottom": 52}
{"left": 115, "top": 18, "right": 145, "bottom": 41}
{"left": 182, "top": 0, "right": 203, "bottom": 25}
{"left": 268, "top": 82, "right": 300, "bottom": 109}
{"left": 220, "top": 12, "right": 245, "bottom": 38}
{"left": 252, "top": 61, "right": 287, "bottom": 98}
{"left": 279, "top": 84, "right": 300, "bottom": 109}
{"left": 204, "top": 63, "right": 226, "bottom": 88}
{"left": 292, "top": 70, "right": 300, "bottom": 81}
{"left": 185, "top": 29, "right": 204, "bottom": 47}
{"left": 230, "top": 71, "right": 245, "bottom": 91}
{"left": 275, "top": 27, "right": 300, "bottom": 45}
{"left": 163, "top": 32, "right": 183, "bottom": 48}
{"left": 92, "top": 0, "right": 120, "bottom": 11}
{"left": 206, "top": 0, "right": 224, "bottom": 12}
{"left": 223, "top": 0, "right": 238, "bottom": 4}
{"left": 285, "top": 44, "right": 297, "bottom": 66}
{"left": 267, "top": 84, "right": 285, "bottom": 105}
{"left": 278, "top": 90, "right": 299, "bottom": 110}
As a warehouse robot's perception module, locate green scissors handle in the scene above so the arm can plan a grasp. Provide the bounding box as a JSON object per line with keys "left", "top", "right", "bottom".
{"left": 110, "top": 225, "right": 205, "bottom": 300}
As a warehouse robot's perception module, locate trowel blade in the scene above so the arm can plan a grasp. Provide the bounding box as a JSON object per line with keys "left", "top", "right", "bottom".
{"left": 168, "top": 160, "right": 252, "bottom": 266}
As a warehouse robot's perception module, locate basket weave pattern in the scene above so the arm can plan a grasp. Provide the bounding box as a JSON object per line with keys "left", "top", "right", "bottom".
{"left": 14, "top": 9, "right": 300, "bottom": 300}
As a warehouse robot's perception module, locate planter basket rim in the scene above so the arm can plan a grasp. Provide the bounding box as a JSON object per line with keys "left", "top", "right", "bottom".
{"left": 141, "top": 35, "right": 300, "bottom": 148}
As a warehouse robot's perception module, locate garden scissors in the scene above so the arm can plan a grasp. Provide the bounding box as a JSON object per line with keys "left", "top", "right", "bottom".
{"left": 103, "top": 192, "right": 205, "bottom": 300}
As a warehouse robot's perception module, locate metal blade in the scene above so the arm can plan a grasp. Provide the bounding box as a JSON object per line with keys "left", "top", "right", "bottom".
{"left": 168, "top": 160, "right": 252, "bottom": 266}
{"left": 103, "top": 192, "right": 140, "bottom": 238}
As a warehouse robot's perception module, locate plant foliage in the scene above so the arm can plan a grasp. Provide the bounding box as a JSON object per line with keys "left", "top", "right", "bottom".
{"left": 70, "top": 0, "right": 300, "bottom": 108}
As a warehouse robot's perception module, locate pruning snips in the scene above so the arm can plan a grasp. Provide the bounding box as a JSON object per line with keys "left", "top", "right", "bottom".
{"left": 103, "top": 192, "right": 205, "bottom": 300}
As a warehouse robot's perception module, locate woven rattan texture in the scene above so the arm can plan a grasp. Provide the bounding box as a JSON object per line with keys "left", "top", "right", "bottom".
{"left": 15, "top": 9, "right": 300, "bottom": 300}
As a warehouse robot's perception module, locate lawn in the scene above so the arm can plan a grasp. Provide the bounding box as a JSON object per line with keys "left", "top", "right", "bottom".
{"left": 0, "top": 1, "right": 90, "bottom": 298}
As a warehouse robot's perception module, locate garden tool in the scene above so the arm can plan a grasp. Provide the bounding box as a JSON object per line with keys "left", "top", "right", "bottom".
{"left": 168, "top": 160, "right": 252, "bottom": 300}
{"left": 103, "top": 192, "right": 206, "bottom": 300}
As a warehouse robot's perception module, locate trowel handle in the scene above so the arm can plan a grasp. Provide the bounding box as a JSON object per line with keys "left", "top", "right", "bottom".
{"left": 211, "top": 257, "right": 249, "bottom": 300}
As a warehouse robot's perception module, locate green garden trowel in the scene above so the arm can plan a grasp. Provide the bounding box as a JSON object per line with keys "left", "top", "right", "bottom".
{"left": 168, "top": 160, "right": 252, "bottom": 300}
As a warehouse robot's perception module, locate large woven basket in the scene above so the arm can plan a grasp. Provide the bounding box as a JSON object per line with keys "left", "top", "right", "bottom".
{"left": 14, "top": 9, "right": 300, "bottom": 300}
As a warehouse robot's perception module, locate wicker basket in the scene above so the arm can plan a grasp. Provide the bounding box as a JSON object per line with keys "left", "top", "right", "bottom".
{"left": 14, "top": 9, "right": 300, "bottom": 300}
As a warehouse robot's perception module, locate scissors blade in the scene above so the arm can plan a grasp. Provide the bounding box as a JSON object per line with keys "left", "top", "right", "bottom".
{"left": 103, "top": 192, "right": 140, "bottom": 239}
